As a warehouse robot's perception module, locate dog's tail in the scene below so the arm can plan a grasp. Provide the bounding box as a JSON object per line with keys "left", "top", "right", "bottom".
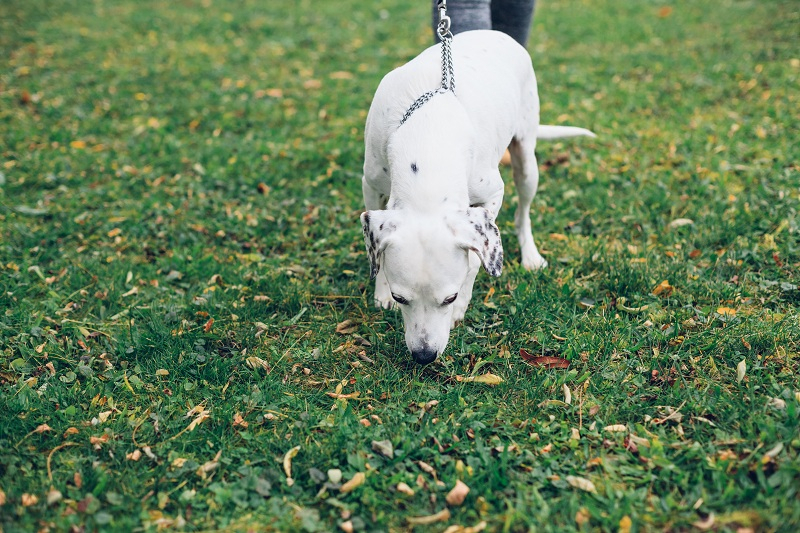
{"left": 537, "top": 125, "right": 596, "bottom": 140}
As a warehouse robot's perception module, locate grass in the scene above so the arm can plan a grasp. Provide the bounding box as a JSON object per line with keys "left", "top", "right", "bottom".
{"left": 1, "top": 0, "right": 799, "bottom": 530}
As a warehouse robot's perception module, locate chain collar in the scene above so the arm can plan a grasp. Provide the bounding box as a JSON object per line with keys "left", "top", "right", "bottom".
{"left": 399, "top": 1, "right": 455, "bottom": 126}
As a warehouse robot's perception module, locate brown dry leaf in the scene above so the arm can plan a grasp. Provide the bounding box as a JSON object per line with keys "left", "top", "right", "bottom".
{"left": 70, "top": 140, "right": 87, "bottom": 149}
{"left": 693, "top": 513, "right": 715, "bottom": 530}
{"left": 246, "top": 356, "right": 270, "bottom": 371}
{"left": 443, "top": 522, "right": 488, "bottom": 533}
{"left": 619, "top": 515, "right": 632, "bottom": 533}
{"left": 396, "top": 482, "right": 415, "bottom": 496}
{"left": 329, "top": 71, "right": 353, "bottom": 80}
{"left": 418, "top": 460, "right": 436, "bottom": 475}
{"left": 90, "top": 434, "right": 109, "bottom": 446}
{"left": 407, "top": 509, "right": 451, "bottom": 525}
{"left": 265, "top": 88, "right": 283, "bottom": 98}
{"left": 566, "top": 475, "right": 597, "bottom": 493}
{"left": 455, "top": 373, "right": 503, "bottom": 385}
{"left": 0, "top": 489, "right": 6, "bottom": 505}
{"left": 283, "top": 445, "right": 301, "bottom": 486}
{"left": 253, "top": 294, "right": 271, "bottom": 301}
{"left": 21, "top": 493, "right": 39, "bottom": 506}
{"left": 33, "top": 424, "right": 52, "bottom": 434}
{"left": 232, "top": 412, "right": 248, "bottom": 428}
{"left": 185, "top": 405, "right": 211, "bottom": 432}
{"left": 445, "top": 479, "right": 470, "bottom": 506}
{"left": 303, "top": 79, "right": 322, "bottom": 89}
{"left": 336, "top": 320, "right": 357, "bottom": 335}
{"left": 658, "top": 6, "right": 673, "bottom": 17}
{"left": 652, "top": 280, "right": 674, "bottom": 297}
{"left": 196, "top": 450, "right": 222, "bottom": 478}
{"left": 575, "top": 507, "right": 590, "bottom": 526}
{"left": 127, "top": 449, "right": 142, "bottom": 461}
{"left": 339, "top": 520, "right": 354, "bottom": 533}
{"left": 339, "top": 472, "right": 365, "bottom": 493}
{"left": 107, "top": 228, "right": 122, "bottom": 238}
{"left": 203, "top": 318, "right": 214, "bottom": 333}
{"left": 519, "top": 349, "right": 570, "bottom": 369}
{"left": 172, "top": 457, "right": 188, "bottom": 468}
{"left": 717, "top": 306, "right": 737, "bottom": 317}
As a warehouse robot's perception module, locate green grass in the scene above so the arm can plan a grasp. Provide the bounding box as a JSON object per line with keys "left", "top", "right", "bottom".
{"left": 1, "top": 0, "right": 799, "bottom": 531}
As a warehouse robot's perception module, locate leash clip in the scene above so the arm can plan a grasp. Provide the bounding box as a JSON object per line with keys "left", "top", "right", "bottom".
{"left": 437, "top": 0, "right": 451, "bottom": 40}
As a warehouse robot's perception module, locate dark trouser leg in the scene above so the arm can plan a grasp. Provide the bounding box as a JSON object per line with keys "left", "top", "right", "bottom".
{"left": 490, "top": 0, "right": 535, "bottom": 47}
{"left": 431, "top": 0, "right": 491, "bottom": 41}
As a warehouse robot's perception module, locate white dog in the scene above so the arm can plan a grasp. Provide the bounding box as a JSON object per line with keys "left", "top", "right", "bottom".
{"left": 360, "top": 30, "right": 594, "bottom": 365}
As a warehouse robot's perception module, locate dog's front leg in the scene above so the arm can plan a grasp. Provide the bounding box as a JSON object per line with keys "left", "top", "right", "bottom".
{"left": 362, "top": 175, "right": 395, "bottom": 309}
{"left": 452, "top": 252, "right": 481, "bottom": 327}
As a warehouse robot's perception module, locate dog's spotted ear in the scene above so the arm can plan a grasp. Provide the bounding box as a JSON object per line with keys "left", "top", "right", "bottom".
{"left": 360, "top": 210, "right": 399, "bottom": 279}
{"left": 449, "top": 207, "right": 504, "bottom": 277}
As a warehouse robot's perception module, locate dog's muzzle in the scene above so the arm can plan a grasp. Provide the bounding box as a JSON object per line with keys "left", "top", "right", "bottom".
{"left": 411, "top": 348, "right": 438, "bottom": 365}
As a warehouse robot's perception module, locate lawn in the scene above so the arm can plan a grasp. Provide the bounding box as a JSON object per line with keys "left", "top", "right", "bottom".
{"left": 1, "top": 0, "right": 799, "bottom": 531}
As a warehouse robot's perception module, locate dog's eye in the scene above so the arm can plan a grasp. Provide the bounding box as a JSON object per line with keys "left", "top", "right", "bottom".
{"left": 391, "top": 293, "right": 410, "bottom": 305}
{"left": 442, "top": 293, "right": 458, "bottom": 305}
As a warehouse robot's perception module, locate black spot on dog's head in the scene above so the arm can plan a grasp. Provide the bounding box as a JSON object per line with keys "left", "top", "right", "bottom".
{"left": 411, "top": 162, "right": 418, "bottom": 174}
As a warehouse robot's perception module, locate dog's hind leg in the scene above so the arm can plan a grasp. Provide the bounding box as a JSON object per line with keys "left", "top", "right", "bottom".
{"left": 362, "top": 175, "right": 395, "bottom": 308}
{"left": 509, "top": 136, "right": 547, "bottom": 269}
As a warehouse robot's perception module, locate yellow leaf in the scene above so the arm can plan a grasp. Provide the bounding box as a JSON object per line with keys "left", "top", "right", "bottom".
{"left": 339, "top": 471, "right": 366, "bottom": 493}
{"left": 652, "top": 279, "right": 673, "bottom": 296}
{"left": 717, "top": 306, "right": 737, "bottom": 317}
{"left": 407, "top": 508, "right": 451, "bottom": 525}
{"left": 303, "top": 79, "right": 322, "bottom": 89}
{"left": 456, "top": 373, "right": 503, "bottom": 385}
{"left": 21, "top": 493, "right": 39, "bottom": 506}
{"left": 736, "top": 359, "right": 746, "bottom": 383}
{"left": 445, "top": 479, "right": 470, "bottom": 506}
{"left": 604, "top": 424, "right": 627, "bottom": 433}
{"left": 566, "top": 475, "right": 597, "bottom": 493}
{"left": 283, "top": 445, "right": 301, "bottom": 486}
{"left": 70, "top": 140, "right": 87, "bottom": 149}
{"left": 330, "top": 71, "right": 353, "bottom": 80}
{"left": 619, "top": 515, "right": 632, "bottom": 533}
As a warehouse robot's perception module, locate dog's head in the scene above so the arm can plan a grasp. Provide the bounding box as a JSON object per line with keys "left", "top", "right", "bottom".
{"left": 361, "top": 207, "right": 503, "bottom": 364}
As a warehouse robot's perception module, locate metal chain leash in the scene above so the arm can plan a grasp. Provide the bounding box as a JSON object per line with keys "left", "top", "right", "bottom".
{"left": 399, "top": 0, "right": 455, "bottom": 125}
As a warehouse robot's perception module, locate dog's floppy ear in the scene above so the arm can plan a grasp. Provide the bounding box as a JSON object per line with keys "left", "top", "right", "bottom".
{"left": 360, "top": 210, "right": 399, "bottom": 279}
{"left": 448, "top": 207, "right": 504, "bottom": 277}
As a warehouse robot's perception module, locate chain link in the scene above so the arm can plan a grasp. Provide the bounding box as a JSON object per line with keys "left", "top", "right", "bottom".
{"left": 399, "top": 1, "right": 455, "bottom": 125}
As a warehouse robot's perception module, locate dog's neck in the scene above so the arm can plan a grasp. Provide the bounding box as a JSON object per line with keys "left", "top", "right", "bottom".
{"left": 386, "top": 94, "right": 475, "bottom": 213}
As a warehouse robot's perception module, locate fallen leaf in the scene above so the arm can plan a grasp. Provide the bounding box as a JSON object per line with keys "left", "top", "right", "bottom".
{"left": 21, "top": 493, "right": 39, "bottom": 506}
{"left": 127, "top": 449, "right": 142, "bottom": 461}
{"left": 446, "top": 479, "right": 470, "bottom": 506}
{"left": 196, "top": 451, "right": 222, "bottom": 478}
{"left": 155, "top": 369, "right": 169, "bottom": 377}
{"left": 407, "top": 508, "right": 451, "bottom": 525}
{"left": 658, "top": 6, "right": 673, "bottom": 17}
{"left": 563, "top": 384, "right": 572, "bottom": 405}
{"left": 326, "top": 391, "right": 360, "bottom": 400}
{"left": 283, "top": 445, "right": 301, "bottom": 486}
{"left": 766, "top": 397, "right": 786, "bottom": 410}
{"left": 652, "top": 279, "right": 674, "bottom": 296}
{"left": 669, "top": 218, "right": 693, "bottom": 228}
{"left": 736, "top": 359, "right": 746, "bottom": 383}
{"left": 336, "top": 320, "right": 357, "bottom": 334}
{"left": 329, "top": 71, "right": 353, "bottom": 80}
{"left": 203, "top": 318, "right": 214, "bottom": 333}
{"left": 172, "top": 458, "right": 188, "bottom": 468}
{"left": 33, "top": 424, "right": 52, "bottom": 434}
{"left": 70, "top": 140, "right": 87, "bottom": 149}
{"left": 604, "top": 424, "right": 627, "bottom": 433}
{"left": 566, "top": 475, "right": 597, "bottom": 493}
{"left": 693, "top": 513, "right": 715, "bottom": 530}
{"left": 619, "top": 515, "right": 632, "bottom": 533}
{"left": 339, "top": 520, "right": 354, "bottom": 533}
{"left": 371, "top": 439, "right": 393, "bottom": 458}
{"left": 717, "top": 306, "right": 737, "bottom": 317}
{"left": 519, "top": 349, "right": 570, "bottom": 369}
{"left": 328, "top": 469, "right": 342, "bottom": 484}
{"left": 455, "top": 373, "right": 503, "bottom": 385}
{"left": 246, "top": 356, "right": 270, "bottom": 371}
{"left": 0, "top": 489, "right": 6, "bottom": 505}
{"left": 233, "top": 412, "right": 249, "bottom": 428}
{"left": 46, "top": 488, "right": 62, "bottom": 505}
{"left": 303, "top": 79, "right": 322, "bottom": 89}
{"left": 396, "top": 482, "right": 415, "bottom": 496}
{"left": 443, "top": 522, "right": 488, "bottom": 533}
{"left": 575, "top": 507, "right": 590, "bottom": 526}
{"left": 340, "top": 472, "right": 365, "bottom": 493}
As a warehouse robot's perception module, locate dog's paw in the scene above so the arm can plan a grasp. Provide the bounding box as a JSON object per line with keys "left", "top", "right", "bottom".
{"left": 522, "top": 252, "right": 548, "bottom": 270}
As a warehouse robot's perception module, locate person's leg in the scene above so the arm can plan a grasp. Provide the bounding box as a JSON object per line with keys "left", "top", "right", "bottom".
{"left": 432, "top": 0, "right": 491, "bottom": 41}
{"left": 490, "top": 0, "right": 535, "bottom": 47}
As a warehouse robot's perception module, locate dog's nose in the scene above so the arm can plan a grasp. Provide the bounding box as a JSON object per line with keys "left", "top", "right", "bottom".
{"left": 411, "top": 348, "right": 438, "bottom": 365}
